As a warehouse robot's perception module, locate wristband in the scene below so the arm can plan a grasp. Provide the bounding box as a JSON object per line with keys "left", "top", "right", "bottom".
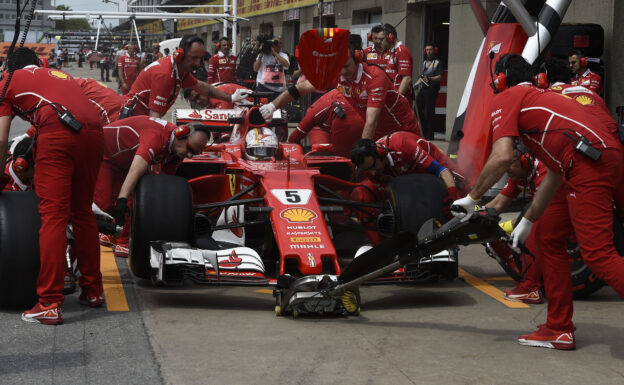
{"left": 287, "top": 85, "right": 301, "bottom": 100}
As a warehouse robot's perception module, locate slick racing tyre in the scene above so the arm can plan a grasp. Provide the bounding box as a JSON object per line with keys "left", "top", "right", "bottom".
{"left": 0, "top": 192, "right": 40, "bottom": 309}
{"left": 387, "top": 174, "right": 446, "bottom": 234}
{"left": 130, "top": 174, "right": 194, "bottom": 279}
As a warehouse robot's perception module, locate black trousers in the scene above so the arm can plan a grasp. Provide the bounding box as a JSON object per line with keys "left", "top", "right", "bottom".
{"left": 100, "top": 63, "right": 110, "bottom": 82}
{"left": 416, "top": 86, "right": 439, "bottom": 140}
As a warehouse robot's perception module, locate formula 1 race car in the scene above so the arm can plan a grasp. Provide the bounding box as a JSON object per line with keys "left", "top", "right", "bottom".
{"left": 127, "top": 99, "right": 459, "bottom": 314}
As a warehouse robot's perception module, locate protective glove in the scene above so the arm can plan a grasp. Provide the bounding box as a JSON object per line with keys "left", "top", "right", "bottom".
{"left": 260, "top": 102, "right": 277, "bottom": 120}
{"left": 230, "top": 88, "right": 253, "bottom": 103}
{"left": 112, "top": 197, "right": 129, "bottom": 227}
{"left": 511, "top": 217, "right": 533, "bottom": 250}
{"left": 450, "top": 194, "right": 478, "bottom": 221}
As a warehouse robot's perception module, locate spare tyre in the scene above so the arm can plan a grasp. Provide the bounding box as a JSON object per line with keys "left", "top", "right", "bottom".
{"left": 130, "top": 174, "right": 194, "bottom": 279}
{"left": 387, "top": 174, "right": 446, "bottom": 234}
{"left": 0, "top": 192, "right": 40, "bottom": 309}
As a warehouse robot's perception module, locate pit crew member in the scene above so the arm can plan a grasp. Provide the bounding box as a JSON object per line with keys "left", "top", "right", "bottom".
{"left": 261, "top": 42, "right": 420, "bottom": 140}
{"left": 118, "top": 43, "right": 141, "bottom": 95}
{"left": 122, "top": 35, "right": 250, "bottom": 119}
{"left": 416, "top": 43, "right": 444, "bottom": 140}
{"left": 207, "top": 37, "right": 237, "bottom": 84}
{"left": 287, "top": 89, "right": 364, "bottom": 157}
{"left": 1, "top": 135, "right": 34, "bottom": 192}
{"left": 350, "top": 131, "right": 466, "bottom": 245}
{"left": 0, "top": 48, "right": 105, "bottom": 324}
{"left": 485, "top": 152, "right": 547, "bottom": 304}
{"left": 94, "top": 116, "right": 210, "bottom": 257}
{"left": 378, "top": 24, "right": 414, "bottom": 103}
{"left": 568, "top": 50, "right": 601, "bottom": 93}
{"left": 451, "top": 54, "right": 624, "bottom": 350}
{"left": 362, "top": 25, "right": 390, "bottom": 68}
{"left": 74, "top": 77, "right": 124, "bottom": 125}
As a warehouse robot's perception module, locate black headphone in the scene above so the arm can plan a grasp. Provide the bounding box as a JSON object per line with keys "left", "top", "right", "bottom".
{"left": 491, "top": 54, "right": 512, "bottom": 93}
{"left": 350, "top": 134, "right": 392, "bottom": 166}
{"left": 382, "top": 24, "right": 397, "bottom": 44}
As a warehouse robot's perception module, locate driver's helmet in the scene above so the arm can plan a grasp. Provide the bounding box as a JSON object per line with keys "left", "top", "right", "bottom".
{"left": 244, "top": 127, "right": 278, "bottom": 161}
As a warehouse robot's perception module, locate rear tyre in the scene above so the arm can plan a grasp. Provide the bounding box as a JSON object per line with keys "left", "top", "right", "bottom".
{"left": 0, "top": 192, "right": 40, "bottom": 309}
{"left": 130, "top": 174, "right": 194, "bottom": 279}
{"left": 387, "top": 174, "right": 446, "bottom": 234}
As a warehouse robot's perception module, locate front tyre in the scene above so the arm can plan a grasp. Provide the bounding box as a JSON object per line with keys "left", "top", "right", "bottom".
{"left": 0, "top": 192, "right": 40, "bottom": 309}
{"left": 129, "top": 174, "right": 194, "bottom": 279}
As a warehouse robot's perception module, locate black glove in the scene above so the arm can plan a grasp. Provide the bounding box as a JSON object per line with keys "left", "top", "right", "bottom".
{"left": 112, "top": 197, "right": 129, "bottom": 227}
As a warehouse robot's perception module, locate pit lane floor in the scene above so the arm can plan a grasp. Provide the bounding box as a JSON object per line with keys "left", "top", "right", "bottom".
{"left": 2, "top": 65, "right": 624, "bottom": 385}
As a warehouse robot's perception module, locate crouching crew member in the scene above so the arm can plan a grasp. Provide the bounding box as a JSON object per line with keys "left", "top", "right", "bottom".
{"left": 288, "top": 89, "right": 365, "bottom": 157}
{"left": 350, "top": 131, "right": 466, "bottom": 245}
{"left": 261, "top": 40, "right": 421, "bottom": 140}
{"left": 485, "top": 152, "right": 548, "bottom": 304}
{"left": 74, "top": 77, "right": 124, "bottom": 125}
{"left": 0, "top": 48, "right": 105, "bottom": 324}
{"left": 451, "top": 54, "right": 624, "bottom": 350}
{"left": 122, "top": 35, "right": 250, "bottom": 119}
{"left": 94, "top": 116, "right": 209, "bottom": 257}
{"left": 1, "top": 134, "right": 34, "bottom": 191}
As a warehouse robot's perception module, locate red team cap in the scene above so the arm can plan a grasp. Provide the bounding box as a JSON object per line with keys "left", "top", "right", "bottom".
{"left": 296, "top": 28, "right": 350, "bottom": 90}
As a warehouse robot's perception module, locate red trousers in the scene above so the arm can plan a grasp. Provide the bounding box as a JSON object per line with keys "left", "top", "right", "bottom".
{"left": 533, "top": 148, "right": 624, "bottom": 330}
{"left": 93, "top": 161, "right": 130, "bottom": 246}
{"left": 35, "top": 129, "right": 104, "bottom": 304}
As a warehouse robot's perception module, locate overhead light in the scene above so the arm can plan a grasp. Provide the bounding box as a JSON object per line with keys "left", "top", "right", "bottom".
{"left": 442, "top": 22, "right": 450, "bottom": 25}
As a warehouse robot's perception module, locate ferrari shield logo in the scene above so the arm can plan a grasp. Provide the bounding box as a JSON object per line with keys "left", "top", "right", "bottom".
{"left": 229, "top": 174, "right": 236, "bottom": 196}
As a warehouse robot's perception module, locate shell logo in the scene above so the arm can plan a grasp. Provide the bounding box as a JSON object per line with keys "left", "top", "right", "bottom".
{"left": 552, "top": 86, "right": 563, "bottom": 91}
{"left": 575, "top": 95, "right": 593, "bottom": 106}
{"left": 49, "top": 70, "right": 69, "bottom": 80}
{"left": 280, "top": 208, "right": 317, "bottom": 223}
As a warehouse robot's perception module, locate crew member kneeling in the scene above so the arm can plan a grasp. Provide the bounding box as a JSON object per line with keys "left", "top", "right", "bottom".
{"left": 94, "top": 116, "right": 209, "bottom": 257}
{"left": 350, "top": 131, "right": 466, "bottom": 245}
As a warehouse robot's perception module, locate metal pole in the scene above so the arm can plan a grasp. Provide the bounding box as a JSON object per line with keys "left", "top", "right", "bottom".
{"left": 318, "top": 0, "right": 323, "bottom": 29}
{"left": 95, "top": 17, "right": 102, "bottom": 50}
{"left": 132, "top": 17, "right": 141, "bottom": 51}
{"left": 223, "top": 0, "right": 229, "bottom": 37}
{"left": 232, "top": 0, "right": 237, "bottom": 55}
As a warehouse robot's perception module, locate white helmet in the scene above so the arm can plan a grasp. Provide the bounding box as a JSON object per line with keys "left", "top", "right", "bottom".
{"left": 244, "top": 127, "right": 278, "bottom": 161}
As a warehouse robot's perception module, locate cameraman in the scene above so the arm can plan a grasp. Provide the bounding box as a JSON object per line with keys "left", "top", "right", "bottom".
{"left": 253, "top": 36, "right": 289, "bottom": 100}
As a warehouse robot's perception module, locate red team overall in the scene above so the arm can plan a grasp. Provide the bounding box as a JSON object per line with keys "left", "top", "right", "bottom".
{"left": 350, "top": 131, "right": 466, "bottom": 245}
{"left": 94, "top": 116, "right": 209, "bottom": 256}
{"left": 0, "top": 49, "right": 104, "bottom": 324}
{"left": 207, "top": 37, "right": 237, "bottom": 84}
{"left": 74, "top": 77, "right": 124, "bottom": 125}
{"left": 452, "top": 54, "right": 624, "bottom": 350}
{"left": 117, "top": 43, "right": 141, "bottom": 95}
{"left": 287, "top": 89, "right": 365, "bottom": 157}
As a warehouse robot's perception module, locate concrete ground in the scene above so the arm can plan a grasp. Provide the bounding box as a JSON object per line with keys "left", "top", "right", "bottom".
{"left": 2, "top": 63, "right": 623, "bottom": 385}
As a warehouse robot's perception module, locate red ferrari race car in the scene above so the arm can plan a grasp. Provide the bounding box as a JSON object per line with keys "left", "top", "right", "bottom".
{"left": 126, "top": 97, "right": 460, "bottom": 316}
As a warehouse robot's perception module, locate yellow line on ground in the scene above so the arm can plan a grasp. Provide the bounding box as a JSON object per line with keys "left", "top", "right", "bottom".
{"left": 458, "top": 268, "right": 530, "bottom": 309}
{"left": 100, "top": 246, "right": 130, "bottom": 311}
{"left": 254, "top": 289, "right": 273, "bottom": 294}
{"left": 484, "top": 276, "right": 514, "bottom": 281}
